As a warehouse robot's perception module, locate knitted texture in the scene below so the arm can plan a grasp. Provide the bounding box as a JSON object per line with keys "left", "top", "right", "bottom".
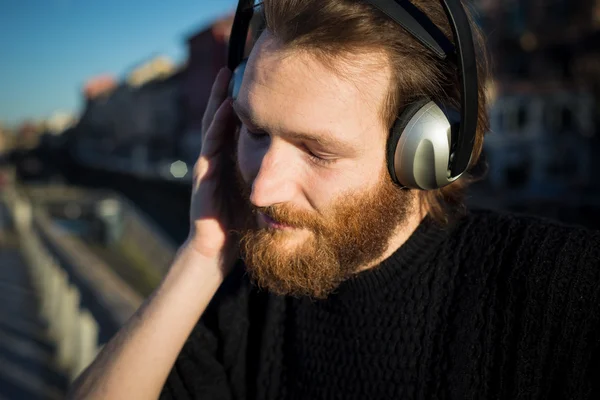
{"left": 161, "top": 209, "right": 600, "bottom": 400}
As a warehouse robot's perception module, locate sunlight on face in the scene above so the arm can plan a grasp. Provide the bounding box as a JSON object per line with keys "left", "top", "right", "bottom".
{"left": 234, "top": 31, "right": 393, "bottom": 217}
{"left": 232, "top": 32, "right": 416, "bottom": 298}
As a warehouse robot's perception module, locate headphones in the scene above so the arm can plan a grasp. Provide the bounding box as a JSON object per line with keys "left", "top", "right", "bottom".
{"left": 227, "top": 0, "right": 478, "bottom": 190}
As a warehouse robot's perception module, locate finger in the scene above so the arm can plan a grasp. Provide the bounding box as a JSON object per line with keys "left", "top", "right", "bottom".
{"left": 193, "top": 98, "right": 235, "bottom": 184}
{"left": 201, "top": 68, "right": 232, "bottom": 135}
{"left": 200, "top": 98, "right": 236, "bottom": 158}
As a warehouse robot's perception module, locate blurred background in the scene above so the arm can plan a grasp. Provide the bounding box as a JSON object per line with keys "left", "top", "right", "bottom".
{"left": 0, "top": 0, "right": 599, "bottom": 398}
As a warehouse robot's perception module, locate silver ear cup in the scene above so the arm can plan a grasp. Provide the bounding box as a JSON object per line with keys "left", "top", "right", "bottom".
{"left": 393, "top": 101, "right": 455, "bottom": 190}
{"left": 229, "top": 60, "right": 248, "bottom": 100}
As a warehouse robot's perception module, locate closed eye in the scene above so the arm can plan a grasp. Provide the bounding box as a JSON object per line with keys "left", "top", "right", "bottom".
{"left": 245, "top": 126, "right": 338, "bottom": 166}
{"left": 246, "top": 127, "right": 269, "bottom": 140}
{"left": 303, "top": 145, "right": 337, "bottom": 166}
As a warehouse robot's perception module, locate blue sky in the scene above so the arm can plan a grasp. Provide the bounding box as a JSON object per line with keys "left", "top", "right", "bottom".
{"left": 0, "top": 0, "right": 237, "bottom": 126}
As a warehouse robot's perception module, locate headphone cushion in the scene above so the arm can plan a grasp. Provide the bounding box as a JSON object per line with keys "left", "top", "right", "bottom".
{"left": 386, "top": 98, "right": 432, "bottom": 185}
{"left": 229, "top": 60, "right": 248, "bottom": 100}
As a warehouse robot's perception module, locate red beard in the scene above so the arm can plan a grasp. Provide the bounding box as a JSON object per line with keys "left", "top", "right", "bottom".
{"left": 237, "top": 168, "right": 413, "bottom": 299}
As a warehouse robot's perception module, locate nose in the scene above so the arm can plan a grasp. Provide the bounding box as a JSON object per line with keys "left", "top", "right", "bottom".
{"left": 250, "top": 143, "right": 299, "bottom": 208}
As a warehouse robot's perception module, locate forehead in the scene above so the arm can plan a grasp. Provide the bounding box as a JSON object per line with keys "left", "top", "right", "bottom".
{"left": 238, "top": 33, "right": 392, "bottom": 143}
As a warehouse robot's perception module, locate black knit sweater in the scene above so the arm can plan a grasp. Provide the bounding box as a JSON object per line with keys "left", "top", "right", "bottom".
{"left": 160, "top": 209, "right": 600, "bottom": 399}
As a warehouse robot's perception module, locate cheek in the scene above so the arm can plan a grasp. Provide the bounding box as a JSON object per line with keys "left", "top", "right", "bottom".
{"left": 310, "top": 161, "right": 384, "bottom": 207}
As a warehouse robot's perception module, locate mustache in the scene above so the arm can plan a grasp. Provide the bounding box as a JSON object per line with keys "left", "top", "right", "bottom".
{"left": 234, "top": 159, "right": 324, "bottom": 232}
{"left": 253, "top": 205, "right": 323, "bottom": 231}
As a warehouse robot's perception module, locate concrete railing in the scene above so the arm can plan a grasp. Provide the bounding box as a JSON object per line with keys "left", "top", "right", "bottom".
{"left": 117, "top": 194, "right": 177, "bottom": 276}
{"left": 2, "top": 186, "right": 144, "bottom": 381}
{"left": 24, "top": 184, "right": 177, "bottom": 284}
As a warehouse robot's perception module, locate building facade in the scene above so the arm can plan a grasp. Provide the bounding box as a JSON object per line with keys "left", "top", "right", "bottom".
{"left": 76, "top": 58, "right": 184, "bottom": 170}
{"left": 178, "top": 16, "right": 233, "bottom": 164}
{"left": 473, "top": 0, "right": 600, "bottom": 198}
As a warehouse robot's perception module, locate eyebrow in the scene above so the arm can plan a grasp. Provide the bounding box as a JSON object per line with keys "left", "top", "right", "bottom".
{"left": 232, "top": 100, "right": 356, "bottom": 153}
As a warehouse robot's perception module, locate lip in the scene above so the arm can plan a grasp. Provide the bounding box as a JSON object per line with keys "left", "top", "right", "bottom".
{"left": 259, "top": 212, "right": 294, "bottom": 230}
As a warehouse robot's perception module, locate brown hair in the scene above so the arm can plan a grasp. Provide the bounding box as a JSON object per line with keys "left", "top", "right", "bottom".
{"left": 254, "top": 0, "right": 491, "bottom": 225}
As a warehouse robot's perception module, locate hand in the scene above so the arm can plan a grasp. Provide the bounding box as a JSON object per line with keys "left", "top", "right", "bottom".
{"left": 185, "top": 68, "right": 248, "bottom": 274}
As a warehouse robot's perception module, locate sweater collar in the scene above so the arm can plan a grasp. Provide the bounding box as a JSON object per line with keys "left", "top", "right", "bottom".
{"left": 329, "top": 215, "right": 451, "bottom": 300}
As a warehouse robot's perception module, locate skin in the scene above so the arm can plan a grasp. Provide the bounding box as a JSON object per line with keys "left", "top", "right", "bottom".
{"left": 66, "top": 31, "right": 426, "bottom": 399}
{"left": 235, "top": 32, "right": 424, "bottom": 274}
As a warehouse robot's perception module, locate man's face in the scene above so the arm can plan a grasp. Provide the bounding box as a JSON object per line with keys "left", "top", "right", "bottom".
{"left": 233, "top": 32, "right": 415, "bottom": 298}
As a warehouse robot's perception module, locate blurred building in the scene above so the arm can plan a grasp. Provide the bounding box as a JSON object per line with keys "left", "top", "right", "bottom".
{"left": 474, "top": 0, "right": 600, "bottom": 199}
{"left": 72, "top": 12, "right": 257, "bottom": 175}
{"left": 84, "top": 75, "right": 118, "bottom": 101}
{"left": 15, "top": 121, "right": 42, "bottom": 150}
{"left": 178, "top": 15, "right": 234, "bottom": 164}
{"left": 0, "top": 123, "right": 8, "bottom": 154}
{"left": 76, "top": 58, "right": 184, "bottom": 165}
{"left": 0, "top": 126, "right": 7, "bottom": 155}
{"left": 179, "top": 13, "right": 260, "bottom": 163}
{"left": 46, "top": 111, "right": 77, "bottom": 135}
{"left": 476, "top": 0, "right": 600, "bottom": 103}
{"left": 78, "top": 74, "right": 120, "bottom": 153}
{"left": 127, "top": 56, "right": 176, "bottom": 87}
{"left": 485, "top": 90, "right": 595, "bottom": 193}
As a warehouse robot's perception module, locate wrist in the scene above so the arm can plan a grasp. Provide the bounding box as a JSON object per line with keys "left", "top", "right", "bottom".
{"left": 174, "top": 239, "right": 229, "bottom": 277}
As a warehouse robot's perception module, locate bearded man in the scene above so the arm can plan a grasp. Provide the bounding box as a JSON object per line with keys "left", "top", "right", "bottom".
{"left": 68, "top": 1, "right": 600, "bottom": 399}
